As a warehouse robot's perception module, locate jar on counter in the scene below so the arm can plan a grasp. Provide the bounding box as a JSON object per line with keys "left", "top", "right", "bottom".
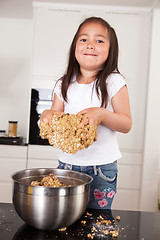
{"left": 0, "top": 130, "right": 6, "bottom": 137}
{"left": 8, "top": 121, "right": 18, "bottom": 137}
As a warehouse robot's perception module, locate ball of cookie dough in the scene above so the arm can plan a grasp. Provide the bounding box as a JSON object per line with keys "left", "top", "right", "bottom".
{"left": 39, "top": 114, "right": 97, "bottom": 154}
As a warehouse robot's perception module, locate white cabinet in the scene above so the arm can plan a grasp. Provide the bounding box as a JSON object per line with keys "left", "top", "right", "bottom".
{"left": 112, "top": 150, "right": 142, "bottom": 211}
{"left": 0, "top": 144, "right": 142, "bottom": 210}
{"left": 27, "top": 145, "right": 59, "bottom": 169}
{"left": 0, "top": 144, "right": 58, "bottom": 203}
{"left": 0, "top": 145, "right": 27, "bottom": 203}
{"left": 32, "top": 3, "right": 83, "bottom": 89}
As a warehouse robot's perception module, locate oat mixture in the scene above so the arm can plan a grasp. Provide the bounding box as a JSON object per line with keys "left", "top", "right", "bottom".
{"left": 31, "top": 173, "right": 66, "bottom": 187}
{"left": 39, "top": 113, "right": 97, "bottom": 154}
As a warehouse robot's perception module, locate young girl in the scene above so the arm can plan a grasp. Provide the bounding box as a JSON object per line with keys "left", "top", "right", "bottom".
{"left": 40, "top": 17, "right": 132, "bottom": 209}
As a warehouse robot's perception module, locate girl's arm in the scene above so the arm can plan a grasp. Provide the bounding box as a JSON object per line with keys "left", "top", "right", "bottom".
{"left": 40, "top": 94, "right": 64, "bottom": 125}
{"left": 102, "top": 85, "right": 132, "bottom": 133}
{"left": 78, "top": 86, "right": 132, "bottom": 133}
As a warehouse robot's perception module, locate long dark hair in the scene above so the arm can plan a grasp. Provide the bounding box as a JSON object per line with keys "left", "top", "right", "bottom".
{"left": 59, "top": 17, "right": 120, "bottom": 107}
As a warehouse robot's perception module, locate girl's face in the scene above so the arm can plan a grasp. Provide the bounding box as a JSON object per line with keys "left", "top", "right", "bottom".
{"left": 75, "top": 22, "right": 110, "bottom": 73}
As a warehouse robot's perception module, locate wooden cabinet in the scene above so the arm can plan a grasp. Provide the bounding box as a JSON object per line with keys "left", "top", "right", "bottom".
{"left": 0, "top": 145, "right": 27, "bottom": 203}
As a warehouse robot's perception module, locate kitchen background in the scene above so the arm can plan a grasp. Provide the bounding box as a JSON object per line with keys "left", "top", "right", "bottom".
{"left": 0, "top": 0, "right": 160, "bottom": 212}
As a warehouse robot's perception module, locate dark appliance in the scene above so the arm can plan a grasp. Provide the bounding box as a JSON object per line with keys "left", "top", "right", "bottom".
{"left": 29, "top": 88, "right": 53, "bottom": 145}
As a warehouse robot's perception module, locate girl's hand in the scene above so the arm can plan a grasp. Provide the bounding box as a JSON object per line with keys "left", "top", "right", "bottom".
{"left": 40, "top": 109, "right": 64, "bottom": 126}
{"left": 77, "top": 86, "right": 132, "bottom": 134}
{"left": 40, "top": 92, "right": 65, "bottom": 126}
{"left": 77, "top": 107, "right": 103, "bottom": 128}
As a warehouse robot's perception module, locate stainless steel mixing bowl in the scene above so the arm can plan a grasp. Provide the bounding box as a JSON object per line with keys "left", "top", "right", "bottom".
{"left": 11, "top": 168, "right": 93, "bottom": 230}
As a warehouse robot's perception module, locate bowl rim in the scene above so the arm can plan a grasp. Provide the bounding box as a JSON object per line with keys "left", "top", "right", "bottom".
{"left": 11, "top": 168, "right": 93, "bottom": 189}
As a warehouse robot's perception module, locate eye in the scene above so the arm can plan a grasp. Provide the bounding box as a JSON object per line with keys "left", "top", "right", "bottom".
{"left": 97, "top": 40, "right": 104, "bottom": 43}
{"left": 80, "top": 39, "right": 87, "bottom": 42}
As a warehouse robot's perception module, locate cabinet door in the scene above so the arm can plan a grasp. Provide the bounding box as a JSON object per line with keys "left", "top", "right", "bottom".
{"left": 0, "top": 157, "right": 26, "bottom": 181}
{"left": 0, "top": 156, "right": 27, "bottom": 202}
{"left": 0, "top": 182, "right": 13, "bottom": 203}
{"left": 27, "top": 158, "right": 58, "bottom": 169}
{"left": 0, "top": 146, "right": 27, "bottom": 203}
{"left": 0, "top": 145, "right": 27, "bottom": 158}
{"left": 32, "top": 4, "right": 82, "bottom": 86}
{"left": 112, "top": 189, "right": 140, "bottom": 211}
{"left": 27, "top": 145, "right": 59, "bottom": 169}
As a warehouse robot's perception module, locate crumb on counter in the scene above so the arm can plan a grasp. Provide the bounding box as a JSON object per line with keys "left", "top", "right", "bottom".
{"left": 58, "top": 227, "right": 67, "bottom": 232}
{"left": 87, "top": 233, "right": 94, "bottom": 239}
{"left": 110, "top": 229, "right": 119, "bottom": 237}
{"left": 86, "top": 212, "right": 93, "bottom": 217}
{"left": 81, "top": 220, "right": 86, "bottom": 225}
{"left": 116, "top": 215, "right": 120, "bottom": 222}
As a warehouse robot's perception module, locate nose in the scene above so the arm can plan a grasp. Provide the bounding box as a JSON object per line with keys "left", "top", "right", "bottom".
{"left": 86, "top": 42, "right": 95, "bottom": 49}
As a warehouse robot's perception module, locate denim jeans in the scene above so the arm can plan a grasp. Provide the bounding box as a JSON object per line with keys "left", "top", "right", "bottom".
{"left": 58, "top": 160, "right": 118, "bottom": 210}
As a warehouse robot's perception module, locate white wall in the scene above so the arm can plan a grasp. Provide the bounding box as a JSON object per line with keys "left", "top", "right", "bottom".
{"left": 139, "top": 7, "right": 160, "bottom": 212}
{"left": 141, "top": 7, "right": 160, "bottom": 211}
{"left": 0, "top": 18, "right": 33, "bottom": 142}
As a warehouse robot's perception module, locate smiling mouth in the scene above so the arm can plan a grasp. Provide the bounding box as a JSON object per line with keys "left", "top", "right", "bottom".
{"left": 84, "top": 53, "right": 97, "bottom": 56}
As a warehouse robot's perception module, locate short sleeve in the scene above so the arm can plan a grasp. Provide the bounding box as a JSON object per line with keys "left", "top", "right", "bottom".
{"left": 107, "top": 73, "right": 126, "bottom": 100}
{"left": 53, "top": 80, "right": 64, "bottom": 102}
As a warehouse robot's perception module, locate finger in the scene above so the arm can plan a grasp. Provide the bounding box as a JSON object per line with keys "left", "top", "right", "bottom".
{"left": 89, "top": 119, "right": 97, "bottom": 127}
{"left": 40, "top": 116, "right": 49, "bottom": 124}
{"left": 49, "top": 117, "right": 53, "bottom": 126}
{"left": 78, "top": 117, "right": 89, "bottom": 128}
{"left": 53, "top": 111, "right": 64, "bottom": 115}
{"left": 77, "top": 110, "right": 86, "bottom": 115}
{"left": 43, "top": 118, "right": 49, "bottom": 123}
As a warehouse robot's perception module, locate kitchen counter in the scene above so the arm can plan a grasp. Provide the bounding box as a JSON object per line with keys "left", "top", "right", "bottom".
{"left": 0, "top": 136, "right": 27, "bottom": 145}
{"left": 0, "top": 203, "right": 160, "bottom": 240}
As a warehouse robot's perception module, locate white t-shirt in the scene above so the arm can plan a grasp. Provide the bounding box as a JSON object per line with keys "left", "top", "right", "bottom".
{"left": 54, "top": 73, "right": 126, "bottom": 166}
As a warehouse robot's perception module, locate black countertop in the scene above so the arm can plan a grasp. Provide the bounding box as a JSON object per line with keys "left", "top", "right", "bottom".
{"left": 0, "top": 203, "right": 160, "bottom": 240}
{"left": 0, "top": 137, "right": 27, "bottom": 146}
